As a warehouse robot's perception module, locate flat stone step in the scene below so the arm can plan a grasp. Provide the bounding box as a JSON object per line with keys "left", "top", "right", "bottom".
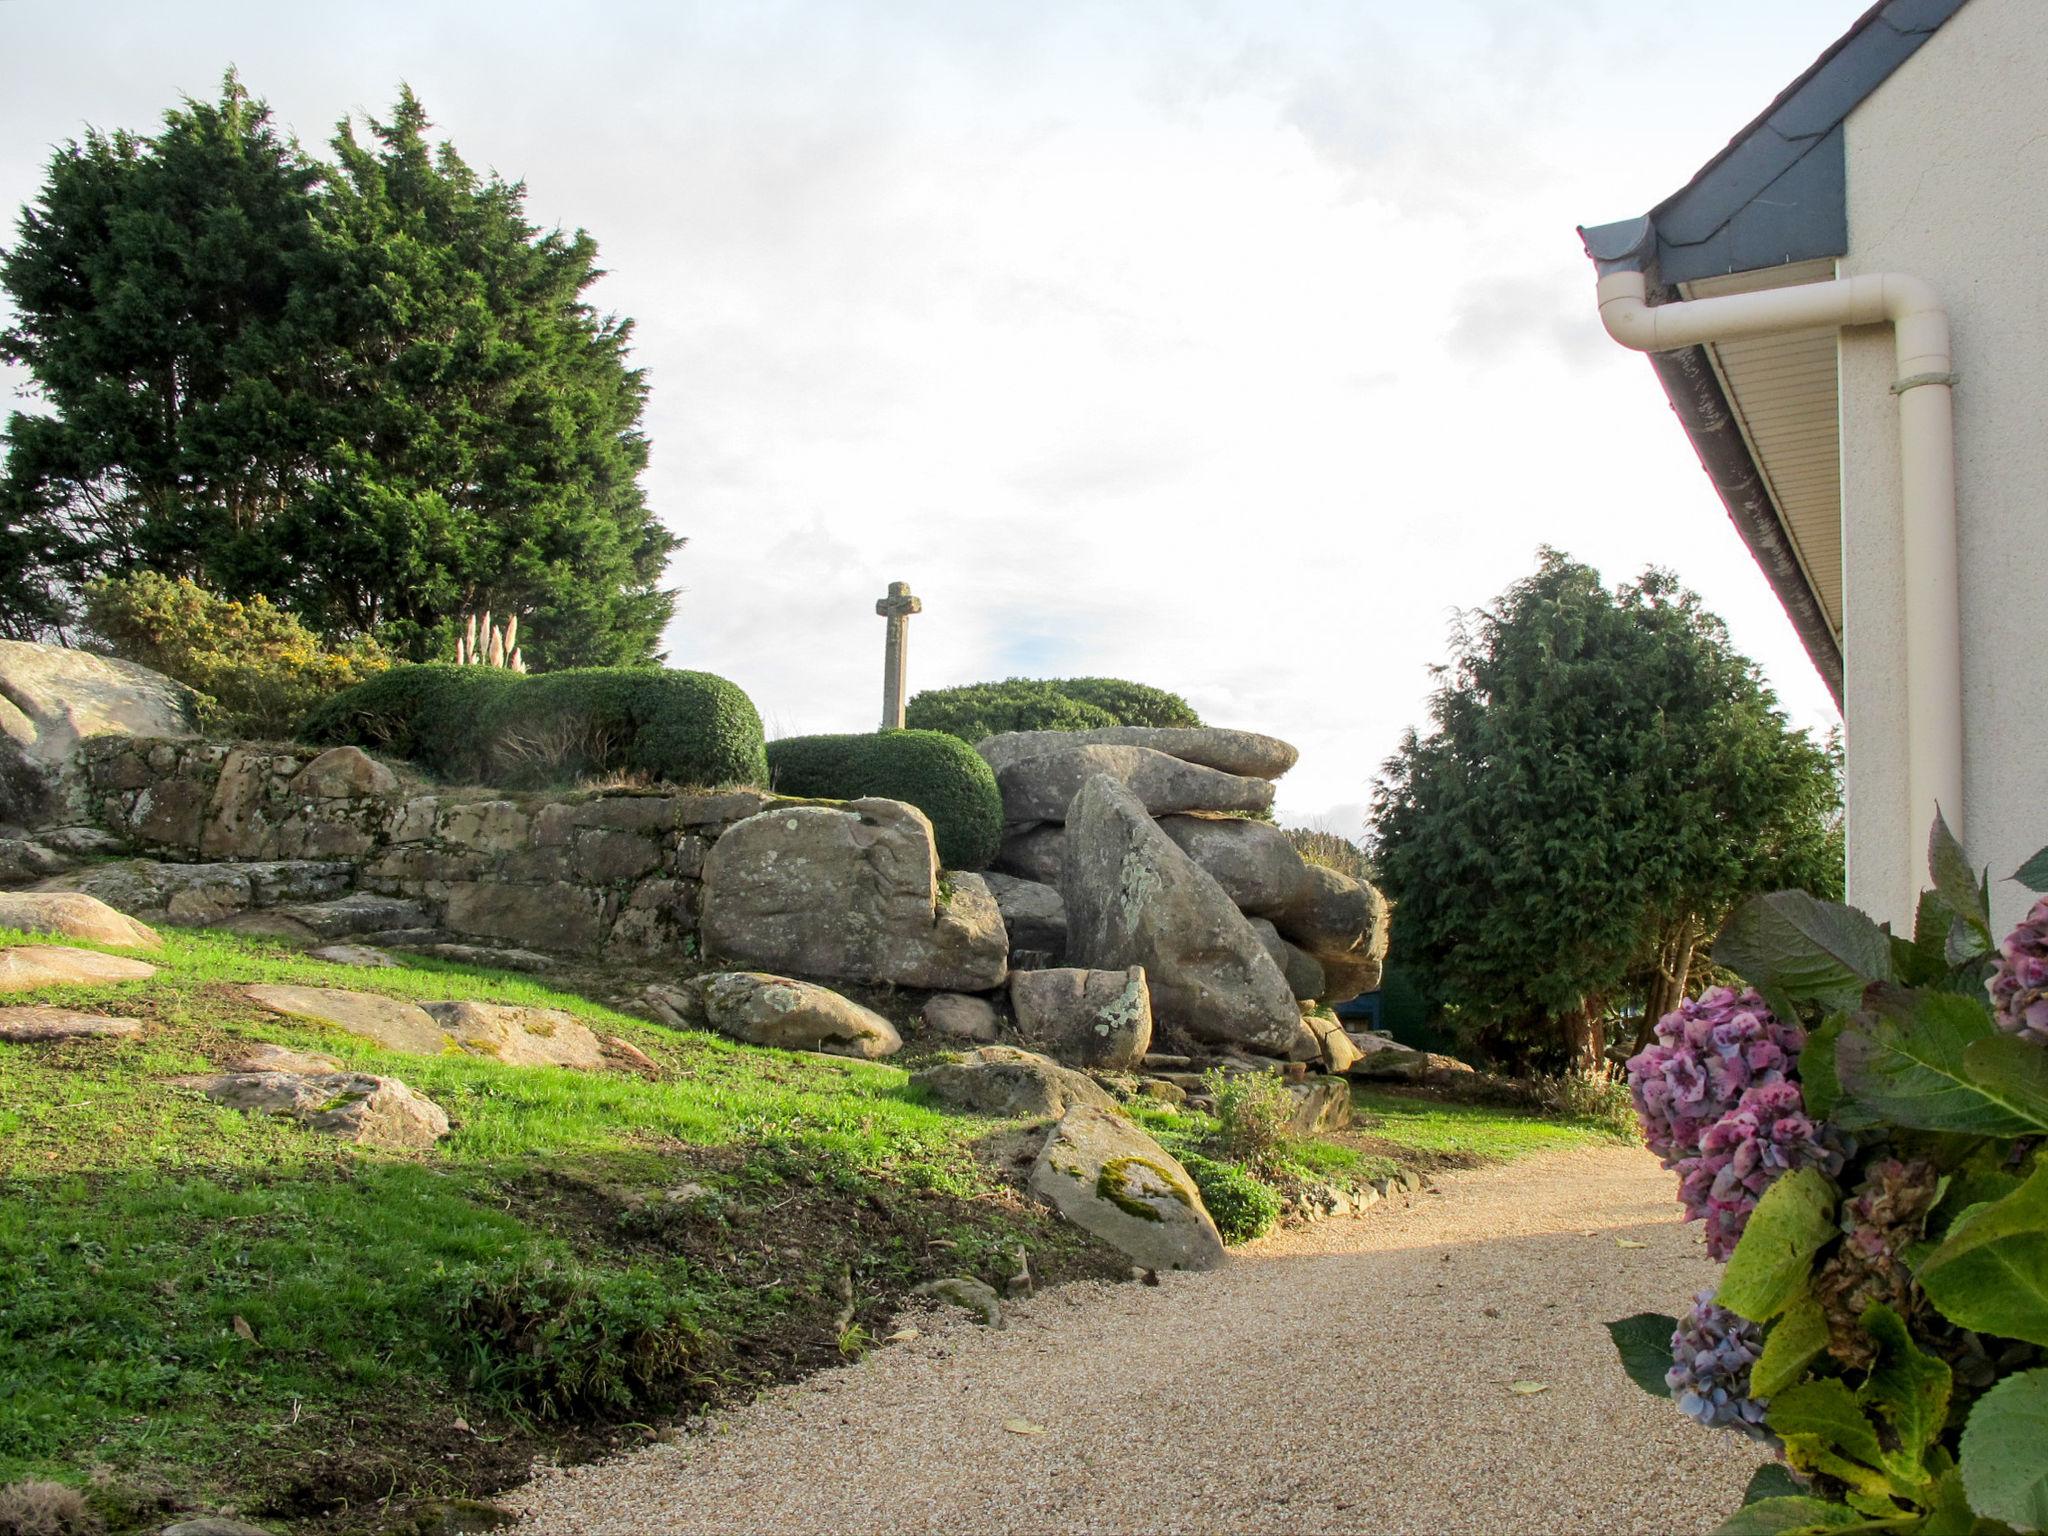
{"left": 0, "top": 1005, "right": 143, "bottom": 1042}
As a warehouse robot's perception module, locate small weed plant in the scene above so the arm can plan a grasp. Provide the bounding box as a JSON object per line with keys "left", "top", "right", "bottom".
{"left": 1541, "top": 1064, "right": 1640, "bottom": 1139}
{"left": 1202, "top": 1068, "right": 1296, "bottom": 1170}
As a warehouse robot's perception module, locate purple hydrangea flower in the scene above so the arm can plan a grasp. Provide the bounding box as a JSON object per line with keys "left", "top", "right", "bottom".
{"left": 1989, "top": 896, "right": 2048, "bottom": 1045}
{"left": 1626, "top": 987, "right": 1806, "bottom": 1166}
{"left": 1679, "top": 1080, "right": 1845, "bottom": 1260}
{"left": 1666, "top": 1291, "right": 1772, "bottom": 1439}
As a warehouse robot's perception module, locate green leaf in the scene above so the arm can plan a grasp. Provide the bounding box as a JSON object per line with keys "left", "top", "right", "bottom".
{"left": 1961, "top": 1035, "right": 2048, "bottom": 1132}
{"left": 1856, "top": 1304, "right": 1951, "bottom": 1478}
{"left": 1834, "top": 990, "right": 2039, "bottom": 1136}
{"left": 1959, "top": 1369, "right": 2048, "bottom": 1533}
{"left": 2013, "top": 846, "right": 2048, "bottom": 895}
{"left": 1716, "top": 891, "right": 1895, "bottom": 1017}
{"left": 1898, "top": 890, "right": 1960, "bottom": 987}
{"left": 1769, "top": 1378, "right": 1888, "bottom": 1474}
{"left": 1606, "top": 1312, "right": 1677, "bottom": 1398}
{"left": 1720, "top": 1168, "right": 1840, "bottom": 1323}
{"left": 1920, "top": 1165, "right": 2048, "bottom": 1347}
{"left": 1801, "top": 1014, "right": 1851, "bottom": 1123}
{"left": 1710, "top": 1495, "right": 1867, "bottom": 1534}
{"left": 1745, "top": 1464, "right": 1812, "bottom": 1505}
{"left": 1928, "top": 812, "right": 1991, "bottom": 936}
{"left": 1754, "top": 1296, "right": 1833, "bottom": 1398}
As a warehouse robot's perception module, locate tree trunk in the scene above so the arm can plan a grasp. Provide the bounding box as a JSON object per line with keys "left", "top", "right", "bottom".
{"left": 1636, "top": 916, "right": 1700, "bottom": 1053}
{"left": 1562, "top": 1002, "right": 1605, "bottom": 1073}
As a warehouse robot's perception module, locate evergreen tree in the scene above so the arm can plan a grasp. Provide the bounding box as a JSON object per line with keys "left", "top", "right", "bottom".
{"left": 0, "top": 74, "right": 678, "bottom": 666}
{"left": 1369, "top": 550, "right": 1841, "bottom": 1072}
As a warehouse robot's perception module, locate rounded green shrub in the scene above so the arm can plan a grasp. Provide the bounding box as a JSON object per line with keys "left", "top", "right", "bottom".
{"left": 1179, "top": 1152, "right": 1282, "bottom": 1244}
{"left": 481, "top": 668, "right": 768, "bottom": 789}
{"left": 298, "top": 663, "right": 521, "bottom": 780}
{"left": 904, "top": 675, "right": 1202, "bottom": 745}
{"left": 300, "top": 663, "right": 768, "bottom": 790}
{"left": 766, "top": 730, "right": 1002, "bottom": 870}
{"left": 1054, "top": 677, "right": 1202, "bottom": 729}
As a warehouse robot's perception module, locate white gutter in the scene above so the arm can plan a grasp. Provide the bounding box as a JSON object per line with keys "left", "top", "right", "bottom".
{"left": 1594, "top": 267, "right": 1963, "bottom": 855}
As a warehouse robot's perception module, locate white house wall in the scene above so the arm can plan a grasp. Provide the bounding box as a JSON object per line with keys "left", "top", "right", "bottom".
{"left": 1839, "top": 0, "right": 2048, "bottom": 930}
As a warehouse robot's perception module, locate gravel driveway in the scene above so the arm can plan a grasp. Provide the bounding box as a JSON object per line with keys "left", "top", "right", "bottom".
{"left": 511, "top": 1145, "right": 1768, "bottom": 1535}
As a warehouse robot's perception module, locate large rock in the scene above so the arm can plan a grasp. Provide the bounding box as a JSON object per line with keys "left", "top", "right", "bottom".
{"left": 1248, "top": 918, "right": 1328, "bottom": 1002}
{"left": 912, "top": 1045, "right": 1115, "bottom": 1119}
{"left": 699, "top": 799, "right": 1007, "bottom": 992}
{"left": 994, "top": 744, "right": 1274, "bottom": 825}
{"left": 0, "top": 639, "right": 199, "bottom": 823}
{"left": 237, "top": 892, "right": 429, "bottom": 940}
{"left": 0, "top": 890, "right": 161, "bottom": 947}
{"left": 1319, "top": 952, "right": 1386, "bottom": 1003}
{"left": 222, "top": 1041, "right": 344, "bottom": 1074}
{"left": 1028, "top": 1105, "right": 1225, "bottom": 1271}
{"left": 1271, "top": 864, "right": 1389, "bottom": 965}
{"left": 1009, "top": 965, "right": 1152, "bottom": 1069}
{"left": 296, "top": 745, "right": 398, "bottom": 798}
{"left": 1061, "top": 775, "right": 1300, "bottom": 1054}
{"left": 982, "top": 871, "right": 1066, "bottom": 959}
{"left": 242, "top": 985, "right": 447, "bottom": 1053}
{"left": 0, "top": 944, "right": 157, "bottom": 992}
{"left": 184, "top": 1070, "right": 450, "bottom": 1150}
{"left": 1344, "top": 1031, "right": 1430, "bottom": 1082}
{"left": 0, "top": 1005, "right": 143, "bottom": 1042}
{"left": 921, "top": 992, "right": 1000, "bottom": 1043}
{"left": 994, "top": 824, "right": 1065, "bottom": 886}
{"left": 420, "top": 1000, "right": 607, "bottom": 1070}
{"left": 978, "top": 727, "right": 1298, "bottom": 781}
{"left": 1157, "top": 815, "right": 1310, "bottom": 916}
{"left": 1287, "top": 1077, "right": 1354, "bottom": 1135}
{"left": 667, "top": 972, "right": 902, "bottom": 1059}
{"left": 242, "top": 984, "right": 612, "bottom": 1069}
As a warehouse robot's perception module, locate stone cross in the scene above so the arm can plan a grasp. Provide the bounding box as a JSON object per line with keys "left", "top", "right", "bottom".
{"left": 875, "top": 580, "right": 923, "bottom": 730}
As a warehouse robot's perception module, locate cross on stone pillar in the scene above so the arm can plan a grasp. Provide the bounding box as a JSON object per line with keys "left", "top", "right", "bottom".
{"left": 875, "top": 580, "right": 923, "bottom": 731}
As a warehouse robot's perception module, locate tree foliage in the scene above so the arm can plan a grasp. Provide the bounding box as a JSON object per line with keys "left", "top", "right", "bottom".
{"left": 1369, "top": 550, "right": 1841, "bottom": 1070}
{"left": 0, "top": 72, "right": 678, "bottom": 667}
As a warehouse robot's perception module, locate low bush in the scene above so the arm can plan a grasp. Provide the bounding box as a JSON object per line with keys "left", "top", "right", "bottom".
{"left": 446, "top": 1262, "right": 706, "bottom": 1422}
{"left": 1539, "top": 1064, "right": 1638, "bottom": 1138}
{"left": 299, "top": 663, "right": 769, "bottom": 790}
{"left": 766, "top": 730, "right": 1002, "bottom": 870}
{"left": 1179, "top": 1151, "right": 1282, "bottom": 1244}
{"left": 904, "top": 676, "right": 1203, "bottom": 744}
{"left": 82, "top": 572, "right": 388, "bottom": 738}
{"left": 0, "top": 1479, "right": 95, "bottom": 1536}
{"left": 1285, "top": 826, "right": 1376, "bottom": 885}
{"left": 1202, "top": 1068, "right": 1297, "bottom": 1171}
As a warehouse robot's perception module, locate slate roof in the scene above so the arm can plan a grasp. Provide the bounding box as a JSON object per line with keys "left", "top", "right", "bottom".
{"left": 1582, "top": 0, "right": 1967, "bottom": 285}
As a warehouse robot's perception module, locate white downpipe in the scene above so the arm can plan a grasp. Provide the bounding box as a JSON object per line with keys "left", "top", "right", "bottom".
{"left": 1594, "top": 268, "right": 1963, "bottom": 863}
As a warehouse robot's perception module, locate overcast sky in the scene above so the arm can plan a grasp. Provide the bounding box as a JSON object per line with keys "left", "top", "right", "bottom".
{"left": 1, "top": 0, "right": 1856, "bottom": 835}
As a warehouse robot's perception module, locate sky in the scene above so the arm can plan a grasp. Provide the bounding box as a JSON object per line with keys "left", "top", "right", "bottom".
{"left": 0, "top": 0, "right": 1858, "bottom": 837}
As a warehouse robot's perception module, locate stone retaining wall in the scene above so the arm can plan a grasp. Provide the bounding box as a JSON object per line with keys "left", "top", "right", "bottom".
{"left": 80, "top": 737, "right": 774, "bottom": 958}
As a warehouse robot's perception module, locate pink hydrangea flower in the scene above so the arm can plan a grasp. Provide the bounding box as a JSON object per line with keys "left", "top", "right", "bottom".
{"left": 1989, "top": 896, "right": 2048, "bottom": 1045}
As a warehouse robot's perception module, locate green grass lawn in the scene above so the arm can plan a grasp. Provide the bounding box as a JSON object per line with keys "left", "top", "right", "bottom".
{"left": 0, "top": 925, "right": 1631, "bottom": 1532}
{"left": 0, "top": 927, "right": 1116, "bottom": 1532}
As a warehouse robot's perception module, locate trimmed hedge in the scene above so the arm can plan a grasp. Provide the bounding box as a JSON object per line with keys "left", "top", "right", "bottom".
{"left": 765, "top": 730, "right": 1002, "bottom": 870}
{"left": 904, "top": 676, "right": 1202, "bottom": 745}
{"left": 299, "top": 663, "right": 768, "bottom": 789}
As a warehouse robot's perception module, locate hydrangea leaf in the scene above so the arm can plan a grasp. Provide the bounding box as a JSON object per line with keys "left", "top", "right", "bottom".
{"left": 1959, "top": 1369, "right": 2048, "bottom": 1532}
{"left": 1927, "top": 811, "right": 1991, "bottom": 936}
{"left": 1708, "top": 1495, "right": 1864, "bottom": 1534}
{"left": 1752, "top": 1296, "right": 1830, "bottom": 1400}
{"left": 1797, "top": 1014, "right": 1852, "bottom": 1124}
{"left": 1855, "top": 1303, "right": 1951, "bottom": 1482}
{"left": 1718, "top": 1168, "right": 1838, "bottom": 1323}
{"left": 1606, "top": 1312, "right": 1679, "bottom": 1398}
{"left": 1960, "top": 1035, "right": 2048, "bottom": 1133}
{"left": 1714, "top": 891, "right": 1894, "bottom": 1016}
{"left": 2011, "top": 846, "right": 2048, "bottom": 895}
{"left": 1834, "top": 990, "right": 2039, "bottom": 1136}
{"left": 1741, "top": 1464, "right": 1809, "bottom": 1506}
{"left": 1920, "top": 1165, "right": 2048, "bottom": 1347}
{"left": 1768, "top": 1380, "right": 1896, "bottom": 1498}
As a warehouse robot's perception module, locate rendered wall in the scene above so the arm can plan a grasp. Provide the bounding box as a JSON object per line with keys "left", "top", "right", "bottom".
{"left": 1839, "top": 0, "right": 2048, "bottom": 929}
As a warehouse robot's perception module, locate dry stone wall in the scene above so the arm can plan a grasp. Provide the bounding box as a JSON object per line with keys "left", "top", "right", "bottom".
{"left": 77, "top": 736, "right": 773, "bottom": 959}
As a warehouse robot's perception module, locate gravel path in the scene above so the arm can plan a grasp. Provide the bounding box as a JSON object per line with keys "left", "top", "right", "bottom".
{"left": 511, "top": 1145, "right": 1767, "bottom": 1535}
